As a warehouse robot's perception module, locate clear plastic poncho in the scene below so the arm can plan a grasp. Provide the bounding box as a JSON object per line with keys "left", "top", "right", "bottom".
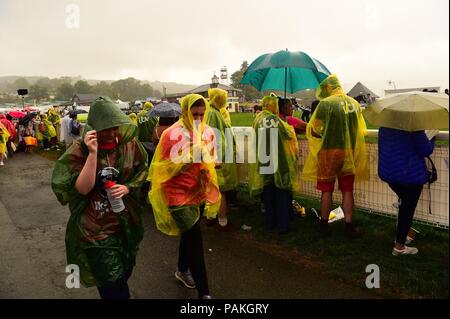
{"left": 249, "top": 93, "right": 300, "bottom": 196}
{"left": 302, "top": 75, "right": 369, "bottom": 182}
{"left": 148, "top": 94, "right": 221, "bottom": 236}
{"left": 52, "top": 96, "right": 148, "bottom": 287}
{"left": 205, "top": 88, "right": 238, "bottom": 191}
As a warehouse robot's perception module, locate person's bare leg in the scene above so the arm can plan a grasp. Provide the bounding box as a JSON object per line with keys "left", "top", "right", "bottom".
{"left": 218, "top": 191, "right": 227, "bottom": 227}
{"left": 320, "top": 191, "right": 332, "bottom": 221}
{"left": 342, "top": 191, "right": 354, "bottom": 223}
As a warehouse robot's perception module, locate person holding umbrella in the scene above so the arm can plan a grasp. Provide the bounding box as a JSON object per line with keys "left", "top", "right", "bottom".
{"left": 52, "top": 96, "right": 148, "bottom": 299}
{"left": 249, "top": 93, "right": 300, "bottom": 234}
{"left": 364, "top": 90, "right": 448, "bottom": 255}
{"left": 148, "top": 94, "right": 220, "bottom": 299}
{"left": 302, "top": 75, "right": 369, "bottom": 238}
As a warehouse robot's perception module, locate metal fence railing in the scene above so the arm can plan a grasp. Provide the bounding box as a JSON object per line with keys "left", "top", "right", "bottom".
{"left": 233, "top": 127, "right": 449, "bottom": 228}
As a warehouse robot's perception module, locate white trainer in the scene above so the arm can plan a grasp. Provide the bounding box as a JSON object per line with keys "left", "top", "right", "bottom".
{"left": 392, "top": 246, "right": 419, "bottom": 256}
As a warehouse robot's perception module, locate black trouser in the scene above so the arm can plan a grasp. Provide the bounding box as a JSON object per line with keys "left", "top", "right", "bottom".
{"left": 262, "top": 184, "right": 291, "bottom": 233}
{"left": 178, "top": 220, "right": 209, "bottom": 298}
{"left": 6, "top": 140, "right": 14, "bottom": 157}
{"left": 97, "top": 270, "right": 132, "bottom": 299}
{"left": 388, "top": 183, "right": 423, "bottom": 245}
{"left": 43, "top": 139, "right": 50, "bottom": 149}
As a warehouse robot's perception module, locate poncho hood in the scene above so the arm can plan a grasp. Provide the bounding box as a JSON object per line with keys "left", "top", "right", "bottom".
{"left": 85, "top": 96, "right": 136, "bottom": 143}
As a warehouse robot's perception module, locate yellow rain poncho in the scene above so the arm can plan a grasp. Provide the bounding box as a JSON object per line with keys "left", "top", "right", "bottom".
{"left": 302, "top": 74, "right": 368, "bottom": 182}
{"left": 249, "top": 93, "right": 300, "bottom": 196}
{"left": 0, "top": 122, "right": 10, "bottom": 156}
{"left": 148, "top": 94, "right": 221, "bottom": 236}
{"left": 206, "top": 88, "right": 238, "bottom": 191}
{"left": 128, "top": 112, "right": 138, "bottom": 126}
{"left": 37, "top": 114, "right": 57, "bottom": 141}
{"left": 48, "top": 108, "right": 61, "bottom": 125}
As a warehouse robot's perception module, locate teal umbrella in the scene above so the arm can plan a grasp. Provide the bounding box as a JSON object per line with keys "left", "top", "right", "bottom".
{"left": 240, "top": 49, "right": 331, "bottom": 99}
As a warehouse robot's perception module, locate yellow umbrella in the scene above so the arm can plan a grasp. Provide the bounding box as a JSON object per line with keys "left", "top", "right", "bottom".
{"left": 364, "top": 91, "right": 449, "bottom": 131}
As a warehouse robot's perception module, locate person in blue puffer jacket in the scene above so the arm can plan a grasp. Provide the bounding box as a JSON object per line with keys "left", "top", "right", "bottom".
{"left": 378, "top": 127, "right": 436, "bottom": 256}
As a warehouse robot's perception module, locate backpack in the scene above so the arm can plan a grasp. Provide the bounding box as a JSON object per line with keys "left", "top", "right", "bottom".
{"left": 70, "top": 119, "right": 80, "bottom": 136}
{"left": 426, "top": 156, "right": 437, "bottom": 214}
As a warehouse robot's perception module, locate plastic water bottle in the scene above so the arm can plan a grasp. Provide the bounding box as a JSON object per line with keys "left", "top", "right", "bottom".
{"left": 104, "top": 181, "right": 125, "bottom": 213}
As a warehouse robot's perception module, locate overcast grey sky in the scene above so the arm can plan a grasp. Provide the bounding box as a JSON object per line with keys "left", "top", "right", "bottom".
{"left": 0, "top": 0, "right": 448, "bottom": 95}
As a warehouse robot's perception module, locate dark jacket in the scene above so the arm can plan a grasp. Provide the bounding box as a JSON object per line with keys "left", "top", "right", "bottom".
{"left": 378, "top": 127, "right": 435, "bottom": 185}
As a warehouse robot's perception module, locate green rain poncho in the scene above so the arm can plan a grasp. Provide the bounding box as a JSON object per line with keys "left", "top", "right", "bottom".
{"left": 148, "top": 94, "right": 221, "bottom": 236}
{"left": 52, "top": 96, "right": 148, "bottom": 287}
{"left": 137, "top": 101, "right": 158, "bottom": 142}
{"left": 249, "top": 94, "right": 300, "bottom": 196}
{"left": 205, "top": 88, "right": 238, "bottom": 191}
{"left": 302, "top": 74, "right": 369, "bottom": 182}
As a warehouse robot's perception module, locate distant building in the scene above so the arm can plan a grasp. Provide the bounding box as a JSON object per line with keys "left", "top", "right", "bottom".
{"left": 384, "top": 87, "right": 440, "bottom": 96}
{"left": 166, "top": 74, "right": 242, "bottom": 112}
{"left": 72, "top": 93, "right": 102, "bottom": 105}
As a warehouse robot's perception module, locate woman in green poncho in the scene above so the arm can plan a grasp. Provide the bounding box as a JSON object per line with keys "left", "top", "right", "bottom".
{"left": 205, "top": 88, "right": 239, "bottom": 231}
{"left": 52, "top": 96, "right": 148, "bottom": 299}
{"left": 249, "top": 93, "right": 300, "bottom": 234}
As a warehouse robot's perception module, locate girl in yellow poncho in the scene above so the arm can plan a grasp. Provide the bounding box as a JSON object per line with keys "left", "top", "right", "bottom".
{"left": 249, "top": 93, "right": 300, "bottom": 234}
{"left": 302, "top": 74, "right": 368, "bottom": 238}
{"left": 205, "top": 88, "right": 239, "bottom": 230}
{"left": 148, "top": 93, "right": 220, "bottom": 299}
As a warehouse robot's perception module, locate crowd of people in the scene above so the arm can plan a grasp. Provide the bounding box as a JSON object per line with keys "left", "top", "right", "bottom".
{"left": 0, "top": 74, "right": 442, "bottom": 299}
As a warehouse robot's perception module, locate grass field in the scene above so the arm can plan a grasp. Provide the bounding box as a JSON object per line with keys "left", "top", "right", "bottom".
{"left": 230, "top": 185, "right": 449, "bottom": 298}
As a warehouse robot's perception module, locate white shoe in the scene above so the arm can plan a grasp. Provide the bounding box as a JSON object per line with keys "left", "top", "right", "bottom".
{"left": 0, "top": 161, "right": 4, "bottom": 166}
{"left": 392, "top": 246, "right": 418, "bottom": 256}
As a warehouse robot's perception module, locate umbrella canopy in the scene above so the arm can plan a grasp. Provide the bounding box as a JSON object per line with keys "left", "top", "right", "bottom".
{"left": 240, "top": 50, "right": 331, "bottom": 97}
{"left": 363, "top": 91, "right": 449, "bottom": 131}
{"left": 8, "top": 111, "right": 26, "bottom": 118}
{"left": 18, "top": 112, "right": 38, "bottom": 125}
{"left": 147, "top": 103, "right": 181, "bottom": 118}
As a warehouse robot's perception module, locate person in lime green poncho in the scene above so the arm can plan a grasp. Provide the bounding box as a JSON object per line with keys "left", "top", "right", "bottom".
{"left": 52, "top": 96, "right": 148, "bottom": 299}
{"left": 137, "top": 101, "right": 158, "bottom": 143}
{"left": 38, "top": 114, "right": 57, "bottom": 151}
{"left": 249, "top": 93, "right": 300, "bottom": 235}
{"left": 302, "top": 74, "right": 369, "bottom": 238}
{"left": 205, "top": 88, "right": 239, "bottom": 231}
{"left": 148, "top": 93, "right": 220, "bottom": 299}
{"left": 48, "top": 108, "right": 61, "bottom": 147}
{"left": 0, "top": 122, "right": 10, "bottom": 166}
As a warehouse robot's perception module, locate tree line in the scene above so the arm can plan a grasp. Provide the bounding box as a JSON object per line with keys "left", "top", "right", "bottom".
{"left": 1, "top": 77, "right": 162, "bottom": 102}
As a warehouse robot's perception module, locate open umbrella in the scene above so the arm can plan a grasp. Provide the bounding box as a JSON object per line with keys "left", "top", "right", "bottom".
{"left": 363, "top": 91, "right": 449, "bottom": 131}
{"left": 8, "top": 111, "right": 26, "bottom": 118}
{"left": 18, "top": 112, "right": 38, "bottom": 126}
{"left": 147, "top": 103, "right": 181, "bottom": 118}
{"left": 240, "top": 49, "right": 331, "bottom": 100}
